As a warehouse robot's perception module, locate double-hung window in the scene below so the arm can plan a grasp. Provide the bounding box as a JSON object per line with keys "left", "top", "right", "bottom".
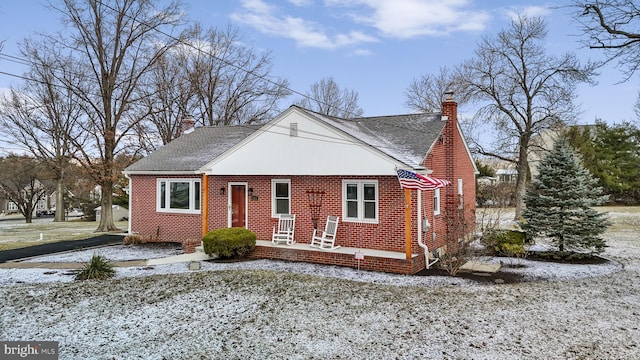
{"left": 157, "top": 178, "right": 201, "bottom": 213}
{"left": 434, "top": 188, "right": 441, "bottom": 216}
{"left": 343, "top": 180, "right": 378, "bottom": 223}
{"left": 272, "top": 179, "right": 291, "bottom": 216}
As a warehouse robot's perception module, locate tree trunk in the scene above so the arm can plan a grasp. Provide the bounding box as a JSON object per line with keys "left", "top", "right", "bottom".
{"left": 55, "top": 179, "right": 65, "bottom": 222}
{"left": 95, "top": 181, "right": 119, "bottom": 232}
{"left": 514, "top": 139, "right": 530, "bottom": 219}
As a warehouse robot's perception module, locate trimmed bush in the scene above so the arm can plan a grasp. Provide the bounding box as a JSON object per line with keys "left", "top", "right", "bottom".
{"left": 75, "top": 255, "right": 116, "bottom": 280}
{"left": 202, "top": 228, "right": 256, "bottom": 259}
{"left": 481, "top": 230, "right": 526, "bottom": 257}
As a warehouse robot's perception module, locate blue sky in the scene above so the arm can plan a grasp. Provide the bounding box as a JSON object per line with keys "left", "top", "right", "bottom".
{"left": 1, "top": 0, "right": 638, "bottom": 127}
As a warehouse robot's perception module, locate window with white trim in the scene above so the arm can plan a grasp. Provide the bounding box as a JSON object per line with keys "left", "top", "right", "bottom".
{"left": 458, "top": 178, "right": 464, "bottom": 209}
{"left": 343, "top": 180, "right": 378, "bottom": 223}
{"left": 272, "top": 179, "right": 291, "bottom": 216}
{"left": 157, "top": 178, "right": 201, "bottom": 213}
{"left": 434, "top": 188, "right": 441, "bottom": 216}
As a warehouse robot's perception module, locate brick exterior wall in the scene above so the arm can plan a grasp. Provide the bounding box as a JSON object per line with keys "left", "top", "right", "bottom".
{"left": 129, "top": 175, "right": 202, "bottom": 246}
{"left": 128, "top": 97, "right": 476, "bottom": 273}
{"left": 250, "top": 246, "right": 426, "bottom": 275}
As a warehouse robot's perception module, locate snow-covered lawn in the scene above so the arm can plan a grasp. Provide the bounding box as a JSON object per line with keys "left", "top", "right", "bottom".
{"left": 1, "top": 209, "right": 639, "bottom": 359}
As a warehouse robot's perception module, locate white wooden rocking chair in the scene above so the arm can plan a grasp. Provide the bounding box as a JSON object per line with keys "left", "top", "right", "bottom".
{"left": 272, "top": 214, "right": 296, "bottom": 245}
{"left": 310, "top": 215, "right": 340, "bottom": 250}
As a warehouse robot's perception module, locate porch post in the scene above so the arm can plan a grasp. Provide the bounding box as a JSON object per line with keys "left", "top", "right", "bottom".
{"left": 404, "top": 188, "right": 412, "bottom": 260}
{"left": 202, "top": 174, "right": 209, "bottom": 238}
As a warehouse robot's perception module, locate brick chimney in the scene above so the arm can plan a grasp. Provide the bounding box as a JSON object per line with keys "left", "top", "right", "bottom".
{"left": 441, "top": 91, "right": 457, "bottom": 124}
{"left": 441, "top": 91, "right": 457, "bottom": 201}
{"left": 180, "top": 118, "right": 195, "bottom": 136}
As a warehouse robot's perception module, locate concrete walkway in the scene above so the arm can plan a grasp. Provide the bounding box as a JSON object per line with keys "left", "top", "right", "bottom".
{"left": 0, "top": 251, "right": 213, "bottom": 269}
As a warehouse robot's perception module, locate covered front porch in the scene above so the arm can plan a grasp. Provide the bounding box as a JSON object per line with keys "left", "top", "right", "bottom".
{"left": 250, "top": 240, "right": 427, "bottom": 275}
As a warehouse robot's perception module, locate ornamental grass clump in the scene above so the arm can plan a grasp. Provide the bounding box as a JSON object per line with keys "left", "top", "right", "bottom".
{"left": 202, "top": 228, "right": 256, "bottom": 259}
{"left": 75, "top": 255, "right": 116, "bottom": 281}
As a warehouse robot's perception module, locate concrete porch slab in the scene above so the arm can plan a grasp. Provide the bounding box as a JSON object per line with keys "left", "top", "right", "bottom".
{"left": 255, "top": 240, "right": 415, "bottom": 260}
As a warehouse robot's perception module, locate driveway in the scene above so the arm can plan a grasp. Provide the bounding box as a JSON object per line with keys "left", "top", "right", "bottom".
{"left": 0, "top": 234, "right": 124, "bottom": 263}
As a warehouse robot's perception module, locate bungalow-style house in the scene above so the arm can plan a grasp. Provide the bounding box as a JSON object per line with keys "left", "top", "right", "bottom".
{"left": 124, "top": 93, "right": 477, "bottom": 274}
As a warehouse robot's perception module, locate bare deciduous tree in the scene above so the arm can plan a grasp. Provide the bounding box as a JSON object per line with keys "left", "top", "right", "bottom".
{"left": 0, "top": 43, "right": 85, "bottom": 222}
{"left": 137, "top": 24, "right": 290, "bottom": 150}
{"left": 405, "top": 66, "right": 468, "bottom": 113}
{"left": 137, "top": 48, "right": 195, "bottom": 149}
{"left": 573, "top": 0, "right": 640, "bottom": 81}
{"left": 0, "top": 155, "right": 49, "bottom": 223}
{"left": 44, "top": 0, "right": 184, "bottom": 231}
{"left": 296, "top": 77, "right": 364, "bottom": 118}
{"left": 184, "top": 24, "right": 290, "bottom": 127}
{"left": 459, "top": 16, "right": 594, "bottom": 219}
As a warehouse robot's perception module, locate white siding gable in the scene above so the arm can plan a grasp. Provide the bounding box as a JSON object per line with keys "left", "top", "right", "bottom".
{"left": 203, "top": 108, "right": 404, "bottom": 176}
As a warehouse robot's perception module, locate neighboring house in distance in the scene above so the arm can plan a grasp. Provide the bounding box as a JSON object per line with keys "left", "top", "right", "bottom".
{"left": 496, "top": 169, "right": 518, "bottom": 183}
{"left": 1, "top": 179, "right": 51, "bottom": 215}
{"left": 124, "top": 94, "right": 477, "bottom": 274}
{"left": 95, "top": 205, "right": 128, "bottom": 222}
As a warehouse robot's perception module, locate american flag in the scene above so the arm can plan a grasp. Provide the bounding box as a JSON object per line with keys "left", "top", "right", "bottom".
{"left": 396, "top": 169, "right": 450, "bottom": 190}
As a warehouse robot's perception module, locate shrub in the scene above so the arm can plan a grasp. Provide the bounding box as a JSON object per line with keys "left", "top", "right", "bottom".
{"left": 123, "top": 234, "right": 144, "bottom": 245}
{"left": 202, "top": 228, "right": 256, "bottom": 259}
{"left": 75, "top": 255, "right": 116, "bottom": 280}
{"left": 439, "top": 251, "right": 467, "bottom": 276}
{"left": 481, "top": 230, "right": 526, "bottom": 257}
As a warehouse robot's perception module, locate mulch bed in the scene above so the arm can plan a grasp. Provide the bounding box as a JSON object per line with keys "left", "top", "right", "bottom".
{"left": 414, "top": 266, "right": 526, "bottom": 284}
{"left": 414, "top": 252, "right": 611, "bottom": 284}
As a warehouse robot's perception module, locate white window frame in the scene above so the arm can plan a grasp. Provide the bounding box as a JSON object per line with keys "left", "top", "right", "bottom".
{"left": 271, "top": 179, "right": 291, "bottom": 217}
{"left": 434, "top": 188, "right": 441, "bottom": 216}
{"left": 342, "top": 180, "right": 379, "bottom": 224}
{"left": 156, "top": 178, "right": 201, "bottom": 214}
{"left": 458, "top": 178, "right": 464, "bottom": 209}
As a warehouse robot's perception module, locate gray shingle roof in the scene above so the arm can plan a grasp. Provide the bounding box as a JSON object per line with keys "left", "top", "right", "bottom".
{"left": 295, "top": 106, "right": 445, "bottom": 168}
{"left": 124, "top": 126, "right": 260, "bottom": 173}
{"left": 125, "top": 107, "right": 446, "bottom": 173}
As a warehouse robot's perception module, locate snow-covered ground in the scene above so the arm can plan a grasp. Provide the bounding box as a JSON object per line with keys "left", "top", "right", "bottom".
{"left": 0, "top": 210, "right": 639, "bottom": 359}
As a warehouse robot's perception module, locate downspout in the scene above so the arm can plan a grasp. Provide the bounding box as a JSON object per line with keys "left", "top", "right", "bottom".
{"left": 124, "top": 174, "right": 132, "bottom": 235}
{"left": 201, "top": 173, "right": 209, "bottom": 239}
{"left": 417, "top": 190, "right": 439, "bottom": 269}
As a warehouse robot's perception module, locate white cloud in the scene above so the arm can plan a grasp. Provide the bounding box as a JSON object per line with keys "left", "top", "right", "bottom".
{"left": 327, "top": 0, "right": 491, "bottom": 38}
{"left": 231, "top": 0, "right": 378, "bottom": 49}
{"left": 288, "top": 0, "right": 313, "bottom": 6}
{"left": 503, "top": 5, "right": 551, "bottom": 20}
{"left": 231, "top": 0, "right": 490, "bottom": 50}
{"left": 351, "top": 48, "right": 373, "bottom": 56}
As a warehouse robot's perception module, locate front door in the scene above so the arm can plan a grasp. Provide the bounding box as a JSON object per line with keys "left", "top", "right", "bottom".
{"left": 229, "top": 183, "right": 247, "bottom": 228}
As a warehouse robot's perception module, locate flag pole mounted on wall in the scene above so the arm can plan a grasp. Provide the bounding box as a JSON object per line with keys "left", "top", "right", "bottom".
{"left": 396, "top": 168, "right": 451, "bottom": 261}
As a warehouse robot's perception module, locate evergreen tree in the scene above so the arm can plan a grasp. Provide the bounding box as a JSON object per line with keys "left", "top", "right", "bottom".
{"left": 523, "top": 139, "right": 610, "bottom": 253}
{"left": 566, "top": 121, "right": 640, "bottom": 204}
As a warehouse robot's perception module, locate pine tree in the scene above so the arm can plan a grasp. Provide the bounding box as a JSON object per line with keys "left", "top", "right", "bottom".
{"left": 522, "top": 139, "right": 610, "bottom": 253}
